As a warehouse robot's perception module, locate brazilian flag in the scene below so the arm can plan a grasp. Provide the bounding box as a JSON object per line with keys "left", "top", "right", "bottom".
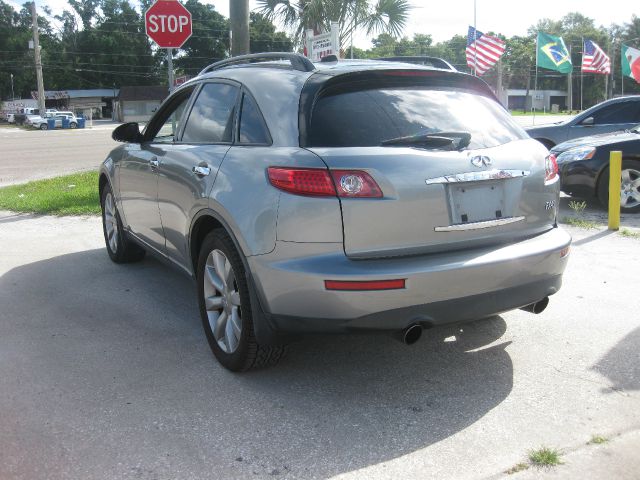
{"left": 537, "top": 32, "right": 572, "bottom": 73}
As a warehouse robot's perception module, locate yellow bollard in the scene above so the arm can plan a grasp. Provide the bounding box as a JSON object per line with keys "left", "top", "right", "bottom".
{"left": 608, "top": 151, "right": 622, "bottom": 231}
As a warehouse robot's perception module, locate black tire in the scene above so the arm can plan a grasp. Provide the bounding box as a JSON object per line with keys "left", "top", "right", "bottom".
{"left": 69, "top": 122, "right": 77, "bottom": 129}
{"left": 597, "top": 159, "right": 640, "bottom": 213}
{"left": 197, "top": 229, "right": 286, "bottom": 372}
{"left": 39, "top": 123, "right": 48, "bottom": 130}
{"left": 100, "top": 184, "right": 146, "bottom": 263}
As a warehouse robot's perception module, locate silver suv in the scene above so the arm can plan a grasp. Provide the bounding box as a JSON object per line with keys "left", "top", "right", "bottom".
{"left": 100, "top": 53, "right": 571, "bottom": 371}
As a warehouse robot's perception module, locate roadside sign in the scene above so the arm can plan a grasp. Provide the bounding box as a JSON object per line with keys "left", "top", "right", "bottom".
{"left": 305, "top": 23, "right": 340, "bottom": 62}
{"left": 145, "top": 0, "right": 192, "bottom": 49}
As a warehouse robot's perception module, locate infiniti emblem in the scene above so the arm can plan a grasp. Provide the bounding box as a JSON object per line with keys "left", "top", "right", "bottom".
{"left": 471, "top": 155, "right": 492, "bottom": 168}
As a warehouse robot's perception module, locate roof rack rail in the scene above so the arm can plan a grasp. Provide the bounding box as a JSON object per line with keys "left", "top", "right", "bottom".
{"left": 199, "top": 52, "right": 316, "bottom": 76}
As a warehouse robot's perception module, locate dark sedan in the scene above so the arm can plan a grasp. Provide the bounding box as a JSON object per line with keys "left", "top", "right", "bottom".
{"left": 550, "top": 126, "right": 640, "bottom": 213}
{"left": 527, "top": 96, "right": 640, "bottom": 149}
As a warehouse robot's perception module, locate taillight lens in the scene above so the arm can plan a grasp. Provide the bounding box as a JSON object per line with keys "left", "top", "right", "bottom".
{"left": 268, "top": 167, "right": 383, "bottom": 198}
{"left": 545, "top": 154, "right": 559, "bottom": 184}
{"left": 267, "top": 167, "right": 336, "bottom": 196}
{"left": 330, "top": 170, "right": 383, "bottom": 198}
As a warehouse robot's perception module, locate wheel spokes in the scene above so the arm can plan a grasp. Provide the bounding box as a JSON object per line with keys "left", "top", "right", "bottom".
{"left": 203, "top": 248, "right": 243, "bottom": 354}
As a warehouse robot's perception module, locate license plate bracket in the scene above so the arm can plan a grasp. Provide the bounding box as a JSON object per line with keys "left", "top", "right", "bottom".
{"left": 448, "top": 181, "right": 506, "bottom": 224}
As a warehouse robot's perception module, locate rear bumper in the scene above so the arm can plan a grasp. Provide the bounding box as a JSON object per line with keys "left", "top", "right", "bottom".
{"left": 248, "top": 227, "right": 571, "bottom": 333}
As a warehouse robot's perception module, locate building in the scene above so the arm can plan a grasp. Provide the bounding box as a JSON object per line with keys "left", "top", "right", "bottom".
{"left": 115, "top": 86, "right": 168, "bottom": 123}
{"left": 506, "top": 89, "right": 568, "bottom": 112}
{"left": 32, "top": 89, "right": 119, "bottom": 118}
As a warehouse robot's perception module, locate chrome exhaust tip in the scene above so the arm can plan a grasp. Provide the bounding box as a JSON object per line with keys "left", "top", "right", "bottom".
{"left": 520, "top": 296, "right": 550, "bottom": 314}
{"left": 399, "top": 324, "right": 423, "bottom": 345}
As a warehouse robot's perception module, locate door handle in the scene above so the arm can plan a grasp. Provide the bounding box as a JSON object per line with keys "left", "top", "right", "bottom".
{"left": 149, "top": 156, "right": 159, "bottom": 168}
{"left": 192, "top": 165, "right": 210, "bottom": 176}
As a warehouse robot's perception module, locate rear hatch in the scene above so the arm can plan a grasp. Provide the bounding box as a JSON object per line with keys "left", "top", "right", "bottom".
{"left": 302, "top": 69, "right": 559, "bottom": 258}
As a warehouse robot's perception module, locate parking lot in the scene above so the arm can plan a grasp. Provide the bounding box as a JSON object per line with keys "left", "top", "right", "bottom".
{"left": 1, "top": 116, "right": 639, "bottom": 479}
{"left": 1, "top": 215, "right": 639, "bottom": 479}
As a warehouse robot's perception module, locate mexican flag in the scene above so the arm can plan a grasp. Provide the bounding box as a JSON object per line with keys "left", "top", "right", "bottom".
{"left": 537, "top": 32, "right": 572, "bottom": 74}
{"left": 621, "top": 44, "right": 640, "bottom": 83}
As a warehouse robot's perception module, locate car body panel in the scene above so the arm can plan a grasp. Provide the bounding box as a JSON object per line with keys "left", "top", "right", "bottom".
{"left": 248, "top": 227, "right": 570, "bottom": 326}
{"left": 118, "top": 143, "right": 165, "bottom": 252}
{"left": 526, "top": 96, "right": 640, "bottom": 147}
{"left": 310, "top": 139, "right": 558, "bottom": 258}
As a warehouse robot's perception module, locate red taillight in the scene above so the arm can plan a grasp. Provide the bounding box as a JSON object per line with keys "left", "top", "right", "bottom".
{"left": 545, "top": 154, "right": 559, "bottom": 183}
{"left": 324, "top": 279, "right": 406, "bottom": 291}
{"left": 267, "top": 167, "right": 336, "bottom": 196}
{"left": 268, "top": 167, "right": 383, "bottom": 198}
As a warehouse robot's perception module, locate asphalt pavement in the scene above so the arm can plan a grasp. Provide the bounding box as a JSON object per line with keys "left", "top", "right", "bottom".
{"left": 0, "top": 122, "right": 118, "bottom": 187}
{"left": 0, "top": 211, "right": 638, "bottom": 480}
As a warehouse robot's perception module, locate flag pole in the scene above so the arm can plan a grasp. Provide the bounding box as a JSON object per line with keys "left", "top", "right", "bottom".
{"left": 534, "top": 32, "right": 538, "bottom": 119}
{"left": 473, "top": 0, "right": 477, "bottom": 76}
{"left": 580, "top": 38, "right": 584, "bottom": 111}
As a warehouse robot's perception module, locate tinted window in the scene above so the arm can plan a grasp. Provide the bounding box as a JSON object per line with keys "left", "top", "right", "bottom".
{"left": 149, "top": 90, "right": 192, "bottom": 143}
{"left": 239, "top": 94, "right": 270, "bottom": 144}
{"left": 182, "top": 83, "right": 239, "bottom": 143}
{"left": 308, "top": 87, "right": 527, "bottom": 149}
{"left": 590, "top": 101, "right": 640, "bottom": 124}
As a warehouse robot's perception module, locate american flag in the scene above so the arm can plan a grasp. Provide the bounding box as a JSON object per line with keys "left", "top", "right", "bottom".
{"left": 582, "top": 40, "right": 611, "bottom": 74}
{"left": 466, "top": 26, "right": 505, "bottom": 75}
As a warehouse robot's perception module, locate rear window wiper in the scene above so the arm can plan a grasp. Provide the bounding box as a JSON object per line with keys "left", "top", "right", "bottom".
{"left": 380, "top": 131, "right": 471, "bottom": 150}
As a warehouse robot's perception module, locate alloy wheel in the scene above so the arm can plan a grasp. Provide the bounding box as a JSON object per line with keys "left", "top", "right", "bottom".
{"left": 620, "top": 168, "right": 640, "bottom": 209}
{"left": 103, "top": 192, "right": 118, "bottom": 253}
{"left": 203, "top": 249, "right": 242, "bottom": 353}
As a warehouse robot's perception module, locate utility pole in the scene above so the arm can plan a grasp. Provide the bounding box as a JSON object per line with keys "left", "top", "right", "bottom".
{"left": 230, "top": 0, "right": 250, "bottom": 56}
{"left": 30, "top": 1, "right": 46, "bottom": 114}
{"left": 10, "top": 73, "right": 15, "bottom": 100}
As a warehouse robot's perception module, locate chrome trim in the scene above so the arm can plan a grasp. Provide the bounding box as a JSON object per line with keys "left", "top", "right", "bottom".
{"left": 435, "top": 216, "right": 526, "bottom": 232}
{"left": 426, "top": 169, "right": 530, "bottom": 185}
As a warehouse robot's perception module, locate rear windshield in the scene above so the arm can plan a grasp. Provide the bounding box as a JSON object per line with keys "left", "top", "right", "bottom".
{"left": 308, "top": 87, "right": 527, "bottom": 149}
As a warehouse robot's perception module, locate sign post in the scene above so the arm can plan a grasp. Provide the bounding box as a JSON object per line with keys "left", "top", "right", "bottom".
{"left": 145, "top": 0, "right": 192, "bottom": 92}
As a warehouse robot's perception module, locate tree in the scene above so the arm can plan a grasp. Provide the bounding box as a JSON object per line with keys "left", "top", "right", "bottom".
{"left": 173, "top": 0, "right": 228, "bottom": 75}
{"left": 249, "top": 12, "right": 293, "bottom": 53}
{"left": 256, "top": 0, "right": 410, "bottom": 49}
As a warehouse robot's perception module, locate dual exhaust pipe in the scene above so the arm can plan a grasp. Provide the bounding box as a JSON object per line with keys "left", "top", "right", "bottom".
{"left": 395, "top": 296, "right": 550, "bottom": 346}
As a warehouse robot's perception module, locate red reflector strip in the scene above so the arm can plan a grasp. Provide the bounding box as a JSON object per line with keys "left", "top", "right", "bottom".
{"left": 560, "top": 246, "right": 570, "bottom": 258}
{"left": 324, "top": 279, "right": 406, "bottom": 291}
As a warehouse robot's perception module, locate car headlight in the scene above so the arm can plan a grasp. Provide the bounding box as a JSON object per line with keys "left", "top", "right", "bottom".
{"left": 556, "top": 146, "right": 596, "bottom": 163}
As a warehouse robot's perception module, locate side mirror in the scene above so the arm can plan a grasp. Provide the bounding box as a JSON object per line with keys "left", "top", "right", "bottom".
{"left": 112, "top": 122, "right": 142, "bottom": 143}
{"left": 580, "top": 116, "right": 594, "bottom": 126}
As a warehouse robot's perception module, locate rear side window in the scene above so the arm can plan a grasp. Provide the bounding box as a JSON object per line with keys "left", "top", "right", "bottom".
{"left": 590, "top": 101, "right": 640, "bottom": 125}
{"left": 182, "top": 83, "right": 239, "bottom": 143}
{"left": 308, "top": 86, "right": 527, "bottom": 149}
{"left": 239, "top": 94, "right": 270, "bottom": 144}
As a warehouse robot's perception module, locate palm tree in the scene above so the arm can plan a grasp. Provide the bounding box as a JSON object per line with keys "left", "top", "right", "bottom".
{"left": 256, "top": 0, "right": 410, "bottom": 50}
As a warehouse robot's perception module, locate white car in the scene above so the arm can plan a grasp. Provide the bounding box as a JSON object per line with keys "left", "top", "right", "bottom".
{"left": 6, "top": 113, "right": 15, "bottom": 123}
{"left": 31, "top": 114, "right": 79, "bottom": 130}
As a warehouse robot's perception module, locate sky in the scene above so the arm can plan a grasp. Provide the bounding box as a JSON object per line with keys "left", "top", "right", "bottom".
{"left": 12, "top": 0, "right": 640, "bottom": 48}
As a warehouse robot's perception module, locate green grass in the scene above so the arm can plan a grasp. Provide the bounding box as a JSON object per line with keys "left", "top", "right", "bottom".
{"left": 619, "top": 228, "right": 640, "bottom": 239}
{"left": 510, "top": 110, "right": 571, "bottom": 117}
{"left": 588, "top": 434, "right": 609, "bottom": 445}
{"left": 0, "top": 171, "right": 100, "bottom": 216}
{"left": 528, "top": 447, "right": 563, "bottom": 467}
{"left": 561, "top": 216, "right": 600, "bottom": 229}
{"left": 505, "top": 462, "right": 530, "bottom": 475}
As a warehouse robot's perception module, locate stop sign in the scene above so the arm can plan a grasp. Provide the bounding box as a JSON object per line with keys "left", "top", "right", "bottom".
{"left": 145, "top": 0, "right": 192, "bottom": 49}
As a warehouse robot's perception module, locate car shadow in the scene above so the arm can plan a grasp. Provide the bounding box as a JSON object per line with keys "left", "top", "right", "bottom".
{"left": 0, "top": 249, "right": 514, "bottom": 479}
{"left": 592, "top": 326, "right": 640, "bottom": 393}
